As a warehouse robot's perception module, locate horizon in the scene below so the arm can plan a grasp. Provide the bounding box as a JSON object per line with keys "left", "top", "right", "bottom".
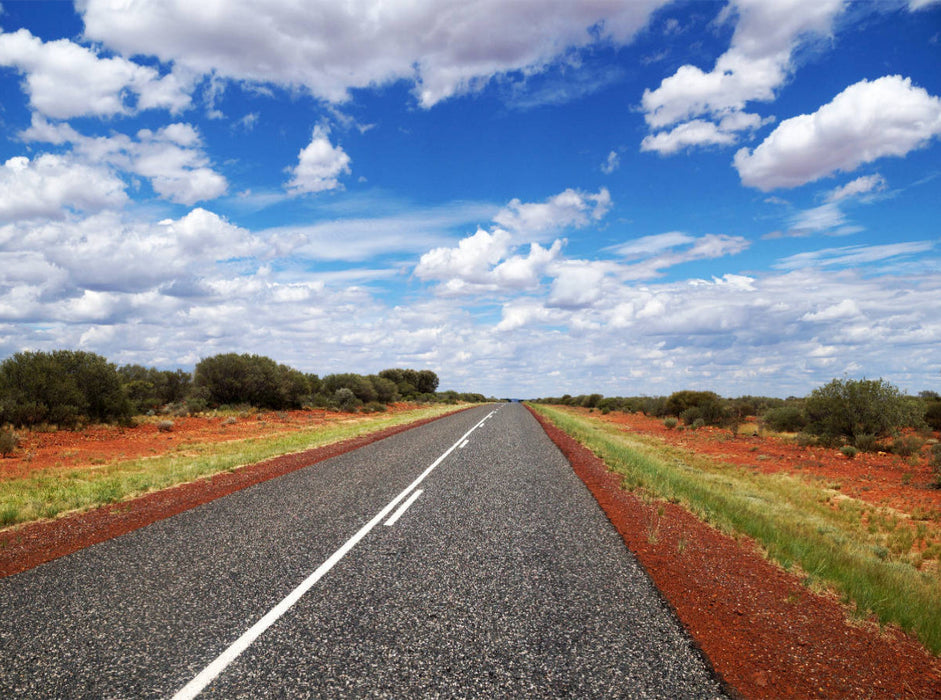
{"left": 1, "top": 1, "right": 939, "bottom": 399}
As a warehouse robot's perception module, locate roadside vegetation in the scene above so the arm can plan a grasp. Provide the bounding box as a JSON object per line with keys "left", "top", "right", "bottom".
{"left": 530, "top": 376, "right": 941, "bottom": 655}
{"left": 0, "top": 403, "right": 460, "bottom": 529}
{"left": 534, "top": 378, "right": 941, "bottom": 486}
{"left": 0, "top": 350, "right": 488, "bottom": 444}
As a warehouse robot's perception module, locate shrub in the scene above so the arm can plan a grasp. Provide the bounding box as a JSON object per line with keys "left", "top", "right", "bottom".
{"left": 924, "top": 401, "right": 941, "bottom": 431}
{"left": 891, "top": 435, "right": 925, "bottom": 458}
{"left": 853, "top": 433, "right": 881, "bottom": 452}
{"left": 0, "top": 428, "right": 19, "bottom": 457}
{"left": 664, "top": 417, "right": 678, "bottom": 430}
{"left": 157, "top": 420, "right": 174, "bottom": 433}
{"left": 929, "top": 444, "right": 941, "bottom": 488}
{"left": 692, "top": 418, "right": 706, "bottom": 430}
{"left": 363, "top": 401, "right": 387, "bottom": 413}
{"left": 334, "top": 388, "right": 360, "bottom": 412}
{"left": 804, "top": 377, "right": 918, "bottom": 442}
{"left": 840, "top": 445, "right": 859, "bottom": 460}
{"left": 0, "top": 350, "right": 132, "bottom": 428}
{"left": 762, "top": 406, "right": 807, "bottom": 433}
{"left": 194, "top": 353, "right": 310, "bottom": 410}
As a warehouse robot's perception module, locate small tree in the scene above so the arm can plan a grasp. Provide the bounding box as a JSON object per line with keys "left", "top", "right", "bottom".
{"left": 804, "top": 377, "right": 918, "bottom": 442}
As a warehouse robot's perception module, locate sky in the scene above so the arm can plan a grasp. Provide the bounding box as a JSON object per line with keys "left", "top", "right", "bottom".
{"left": 0, "top": 0, "right": 939, "bottom": 399}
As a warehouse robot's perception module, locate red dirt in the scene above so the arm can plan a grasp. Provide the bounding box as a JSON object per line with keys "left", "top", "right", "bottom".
{"left": 586, "top": 409, "right": 941, "bottom": 517}
{"left": 0, "top": 407, "right": 419, "bottom": 480}
{"left": 530, "top": 406, "right": 941, "bottom": 699}
{"left": 0, "top": 406, "right": 459, "bottom": 577}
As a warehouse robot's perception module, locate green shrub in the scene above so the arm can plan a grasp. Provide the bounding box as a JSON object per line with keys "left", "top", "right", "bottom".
{"left": 0, "top": 428, "right": 19, "bottom": 457}
{"left": 194, "top": 353, "right": 310, "bottom": 410}
{"left": 334, "top": 387, "right": 360, "bottom": 412}
{"left": 762, "top": 406, "right": 807, "bottom": 433}
{"left": 853, "top": 433, "right": 880, "bottom": 452}
{"left": 804, "top": 377, "right": 918, "bottom": 442}
{"left": 664, "top": 417, "right": 678, "bottom": 430}
{"left": 0, "top": 350, "right": 132, "bottom": 428}
{"left": 840, "top": 445, "right": 859, "bottom": 460}
{"left": 925, "top": 401, "right": 941, "bottom": 431}
{"left": 891, "top": 435, "right": 925, "bottom": 458}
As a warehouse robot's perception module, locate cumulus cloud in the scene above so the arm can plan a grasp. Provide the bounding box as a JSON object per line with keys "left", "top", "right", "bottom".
{"left": 641, "top": 0, "right": 844, "bottom": 151}
{"left": 79, "top": 0, "right": 667, "bottom": 108}
{"left": 286, "top": 126, "right": 352, "bottom": 195}
{"left": 493, "top": 187, "right": 611, "bottom": 240}
{"left": 734, "top": 76, "right": 941, "bottom": 190}
{"left": 22, "top": 118, "right": 227, "bottom": 205}
{"left": 0, "top": 154, "right": 127, "bottom": 222}
{"left": 0, "top": 28, "right": 190, "bottom": 119}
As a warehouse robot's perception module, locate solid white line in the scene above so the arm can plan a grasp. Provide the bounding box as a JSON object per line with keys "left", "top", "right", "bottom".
{"left": 171, "top": 408, "right": 497, "bottom": 700}
{"left": 384, "top": 489, "right": 423, "bottom": 526}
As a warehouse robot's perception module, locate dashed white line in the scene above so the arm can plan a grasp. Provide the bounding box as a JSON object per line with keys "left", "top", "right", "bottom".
{"left": 384, "top": 489, "right": 423, "bottom": 526}
{"left": 171, "top": 407, "right": 498, "bottom": 700}
{"left": 459, "top": 439, "right": 470, "bottom": 449}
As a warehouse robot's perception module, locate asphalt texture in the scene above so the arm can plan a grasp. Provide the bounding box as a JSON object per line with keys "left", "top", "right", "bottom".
{"left": 0, "top": 403, "right": 726, "bottom": 698}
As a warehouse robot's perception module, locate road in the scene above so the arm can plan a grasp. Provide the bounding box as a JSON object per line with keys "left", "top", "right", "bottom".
{"left": 0, "top": 403, "right": 726, "bottom": 698}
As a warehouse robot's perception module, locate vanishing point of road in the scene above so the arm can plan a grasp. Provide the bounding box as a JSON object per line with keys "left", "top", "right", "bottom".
{"left": 0, "top": 402, "right": 726, "bottom": 698}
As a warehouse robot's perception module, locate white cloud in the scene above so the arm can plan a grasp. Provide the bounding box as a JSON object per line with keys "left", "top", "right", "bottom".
{"left": 0, "top": 28, "right": 190, "bottom": 119}
{"left": 734, "top": 76, "right": 941, "bottom": 190}
{"left": 493, "top": 187, "right": 611, "bottom": 240}
{"left": 79, "top": 0, "right": 667, "bottom": 108}
{"left": 801, "top": 299, "right": 862, "bottom": 322}
{"left": 612, "top": 232, "right": 750, "bottom": 279}
{"left": 775, "top": 241, "right": 936, "bottom": 270}
{"left": 825, "top": 174, "right": 888, "bottom": 203}
{"left": 601, "top": 151, "right": 620, "bottom": 174}
{"left": 641, "top": 119, "right": 738, "bottom": 154}
{"left": 0, "top": 154, "right": 126, "bottom": 222}
{"left": 286, "top": 126, "right": 352, "bottom": 195}
{"left": 641, "top": 0, "right": 844, "bottom": 149}
{"left": 22, "top": 118, "right": 227, "bottom": 205}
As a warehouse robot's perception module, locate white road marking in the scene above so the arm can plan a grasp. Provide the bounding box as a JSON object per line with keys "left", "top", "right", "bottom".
{"left": 172, "top": 408, "right": 498, "bottom": 700}
{"left": 384, "top": 489, "right": 423, "bottom": 526}
{"left": 459, "top": 439, "right": 469, "bottom": 449}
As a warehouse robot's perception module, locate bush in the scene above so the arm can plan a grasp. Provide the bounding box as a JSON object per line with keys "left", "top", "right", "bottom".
{"left": 0, "top": 350, "right": 132, "bottom": 428}
{"left": 929, "top": 444, "right": 941, "bottom": 488}
{"left": 334, "top": 388, "right": 360, "bottom": 412}
{"left": 157, "top": 420, "right": 174, "bottom": 433}
{"left": 853, "top": 433, "right": 881, "bottom": 453}
{"left": 840, "top": 445, "right": 859, "bottom": 460}
{"left": 891, "top": 435, "right": 925, "bottom": 458}
{"left": 804, "top": 377, "right": 918, "bottom": 442}
{"left": 194, "top": 353, "right": 310, "bottom": 410}
{"left": 925, "top": 401, "right": 941, "bottom": 431}
{"left": 762, "top": 406, "right": 807, "bottom": 433}
{"left": 0, "top": 428, "right": 19, "bottom": 457}
{"left": 664, "top": 417, "right": 678, "bottom": 430}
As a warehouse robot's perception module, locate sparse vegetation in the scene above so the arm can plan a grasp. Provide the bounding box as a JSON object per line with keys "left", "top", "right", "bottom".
{"left": 530, "top": 403, "right": 941, "bottom": 655}
{"left": 0, "top": 428, "right": 19, "bottom": 457}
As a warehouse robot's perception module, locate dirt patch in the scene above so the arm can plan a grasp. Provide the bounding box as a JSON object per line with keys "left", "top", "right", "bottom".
{"left": 0, "top": 407, "right": 419, "bottom": 481}
{"left": 0, "top": 407, "right": 462, "bottom": 577}
{"left": 588, "top": 409, "right": 940, "bottom": 517}
{"left": 530, "top": 406, "right": 941, "bottom": 699}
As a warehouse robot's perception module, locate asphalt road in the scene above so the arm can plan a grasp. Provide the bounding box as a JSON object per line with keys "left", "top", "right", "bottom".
{"left": 0, "top": 403, "right": 726, "bottom": 698}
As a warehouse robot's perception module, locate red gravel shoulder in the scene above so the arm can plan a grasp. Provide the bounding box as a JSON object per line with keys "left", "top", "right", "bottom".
{"left": 529, "top": 406, "right": 941, "bottom": 699}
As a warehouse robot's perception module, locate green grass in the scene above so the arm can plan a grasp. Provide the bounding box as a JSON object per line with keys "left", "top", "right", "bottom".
{"left": 530, "top": 403, "right": 941, "bottom": 655}
{"left": 0, "top": 404, "right": 463, "bottom": 530}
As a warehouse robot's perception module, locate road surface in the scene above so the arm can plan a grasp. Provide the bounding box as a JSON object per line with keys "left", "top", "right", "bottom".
{"left": 0, "top": 403, "right": 725, "bottom": 698}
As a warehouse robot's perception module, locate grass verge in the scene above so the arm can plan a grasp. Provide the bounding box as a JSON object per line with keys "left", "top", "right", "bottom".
{"left": 0, "top": 404, "right": 462, "bottom": 530}
{"left": 530, "top": 403, "right": 941, "bottom": 655}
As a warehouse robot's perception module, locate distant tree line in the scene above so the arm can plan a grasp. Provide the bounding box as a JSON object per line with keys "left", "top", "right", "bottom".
{"left": 0, "top": 350, "right": 487, "bottom": 429}
{"left": 534, "top": 377, "right": 941, "bottom": 451}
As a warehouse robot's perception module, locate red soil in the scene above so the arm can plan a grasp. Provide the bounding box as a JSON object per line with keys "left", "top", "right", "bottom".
{"left": 530, "top": 407, "right": 941, "bottom": 699}
{"left": 587, "top": 409, "right": 941, "bottom": 517}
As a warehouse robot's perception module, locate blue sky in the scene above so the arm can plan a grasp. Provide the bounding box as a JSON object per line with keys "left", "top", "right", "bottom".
{"left": 0, "top": 0, "right": 939, "bottom": 398}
